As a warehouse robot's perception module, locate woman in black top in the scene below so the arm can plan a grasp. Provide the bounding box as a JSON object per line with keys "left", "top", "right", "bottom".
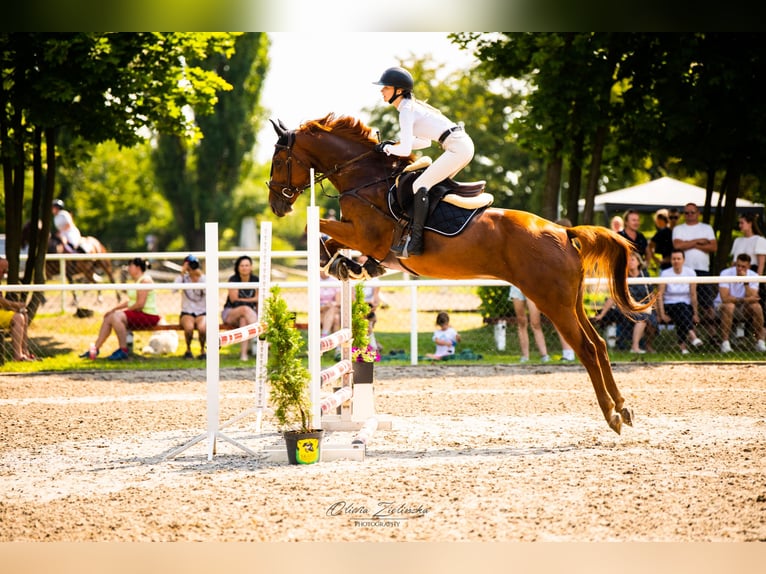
{"left": 222, "top": 255, "right": 259, "bottom": 361}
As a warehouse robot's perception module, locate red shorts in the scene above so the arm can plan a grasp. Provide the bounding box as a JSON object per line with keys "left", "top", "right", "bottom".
{"left": 125, "top": 310, "right": 160, "bottom": 329}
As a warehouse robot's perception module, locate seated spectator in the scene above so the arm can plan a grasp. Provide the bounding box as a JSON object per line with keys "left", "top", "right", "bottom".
{"left": 717, "top": 253, "right": 766, "bottom": 353}
{"left": 222, "top": 255, "right": 259, "bottom": 361}
{"left": 656, "top": 249, "right": 704, "bottom": 355}
{"left": 592, "top": 251, "right": 657, "bottom": 353}
{"left": 175, "top": 254, "right": 207, "bottom": 360}
{"left": 509, "top": 284, "right": 549, "bottom": 363}
{"left": 319, "top": 269, "right": 341, "bottom": 337}
{"left": 0, "top": 257, "right": 34, "bottom": 361}
{"left": 425, "top": 311, "right": 461, "bottom": 360}
{"left": 81, "top": 257, "right": 159, "bottom": 360}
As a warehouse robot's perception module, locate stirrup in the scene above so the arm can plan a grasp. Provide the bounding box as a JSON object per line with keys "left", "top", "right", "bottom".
{"left": 391, "top": 235, "right": 411, "bottom": 258}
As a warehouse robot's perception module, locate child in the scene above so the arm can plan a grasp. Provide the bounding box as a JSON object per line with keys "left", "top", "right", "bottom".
{"left": 426, "top": 311, "right": 461, "bottom": 360}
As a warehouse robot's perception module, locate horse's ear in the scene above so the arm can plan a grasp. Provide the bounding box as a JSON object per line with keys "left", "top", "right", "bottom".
{"left": 270, "top": 118, "right": 286, "bottom": 138}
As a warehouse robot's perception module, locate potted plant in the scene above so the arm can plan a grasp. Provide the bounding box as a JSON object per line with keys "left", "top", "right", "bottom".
{"left": 263, "top": 285, "right": 323, "bottom": 464}
{"left": 350, "top": 283, "right": 380, "bottom": 383}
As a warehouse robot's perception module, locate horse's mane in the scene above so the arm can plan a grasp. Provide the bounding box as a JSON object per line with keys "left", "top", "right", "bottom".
{"left": 300, "top": 113, "right": 377, "bottom": 147}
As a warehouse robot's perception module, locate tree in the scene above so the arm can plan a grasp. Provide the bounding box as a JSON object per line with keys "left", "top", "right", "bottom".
{"left": 153, "top": 33, "right": 270, "bottom": 250}
{"left": 1, "top": 33, "right": 237, "bottom": 299}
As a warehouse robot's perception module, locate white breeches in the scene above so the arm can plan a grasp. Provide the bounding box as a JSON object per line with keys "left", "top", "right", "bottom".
{"left": 412, "top": 131, "right": 475, "bottom": 192}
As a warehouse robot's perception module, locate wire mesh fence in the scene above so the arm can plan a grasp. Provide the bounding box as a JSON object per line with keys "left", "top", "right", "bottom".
{"left": 3, "top": 252, "right": 766, "bottom": 366}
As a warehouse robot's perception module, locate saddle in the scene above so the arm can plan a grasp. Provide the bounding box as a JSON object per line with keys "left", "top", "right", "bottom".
{"left": 387, "top": 157, "right": 493, "bottom": 243}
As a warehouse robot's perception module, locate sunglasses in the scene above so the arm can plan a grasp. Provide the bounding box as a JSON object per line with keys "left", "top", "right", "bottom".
{"left": 683, "top": 211, "right": 697, "bottom": 215}
{"left": 669, "top": 216, "right": 679, "bottom": 220}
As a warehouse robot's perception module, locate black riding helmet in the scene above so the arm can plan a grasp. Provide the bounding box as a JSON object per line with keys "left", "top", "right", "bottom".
{"left": 373, "top": 67, "right": 413, "bottom": 104}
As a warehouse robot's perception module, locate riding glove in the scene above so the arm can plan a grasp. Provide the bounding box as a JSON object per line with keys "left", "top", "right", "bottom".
{"left": 374, "top": 140, "right": 395, "bottom": 153}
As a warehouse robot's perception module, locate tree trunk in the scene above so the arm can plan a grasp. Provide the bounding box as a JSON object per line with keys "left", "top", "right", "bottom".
{"left": 541, "top": 140, "right": 563, "bottom": 222}
{"left": 582, "top": 124, "right": 608, "bottom": 225}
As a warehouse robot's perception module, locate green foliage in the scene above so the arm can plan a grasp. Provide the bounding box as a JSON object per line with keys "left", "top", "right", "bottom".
{"left": 351, "top": 283, "right": 370, "bottom": 351}
{"left": 477, "top": 285, "right": 513, "bottom": 320}
{"left": 263, "top": 285, "right": 312, "bottom": 432}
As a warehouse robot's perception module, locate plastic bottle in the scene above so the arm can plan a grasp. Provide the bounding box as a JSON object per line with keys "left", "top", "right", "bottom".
{"left": 126, "top": 332, "right": 134, "bottom": 355}
{"left": 88, "top": 344, "right": 97, "bottom": 359}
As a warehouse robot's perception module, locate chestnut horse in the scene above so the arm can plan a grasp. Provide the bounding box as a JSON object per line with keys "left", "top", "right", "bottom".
{"left": 267, "top": 114, "right": 654, "bottom": 434}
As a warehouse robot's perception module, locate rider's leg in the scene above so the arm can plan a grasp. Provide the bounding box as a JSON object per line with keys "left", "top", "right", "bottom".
{"left": 396, "top": 136, "right": 474, "bottom": 258}
{"left": 406, "top": 187, "right": 429, "bottom": 257}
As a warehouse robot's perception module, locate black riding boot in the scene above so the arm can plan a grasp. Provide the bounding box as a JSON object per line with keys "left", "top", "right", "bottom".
{"left": 406, "top": 187, "right": 429, "bottom": 257}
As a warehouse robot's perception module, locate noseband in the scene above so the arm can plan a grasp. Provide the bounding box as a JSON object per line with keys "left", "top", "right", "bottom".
{"left": 268, "top": 130, "right": 375, "bottom": 201}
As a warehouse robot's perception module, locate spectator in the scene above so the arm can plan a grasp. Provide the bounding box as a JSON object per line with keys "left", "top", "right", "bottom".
{"left": 610, "top": 215, "right": 624, "bottom": 234}
{"left": 656, "top": 249, "right": 704, "bottom": 355}
{"left": 425, "top": 311, "right": 461, "bottom": 360}
{"left": 175, "top": 254, "right": 207, "bottom": 360}
{"left": 672, "top": 202, "right": 718, "bottom": 333}
{"left": 0, "top": 257, "right": 34, "bottom": 361}
{"left": 717, "top": 253, "right": 766, "bottom": 353}
{"left": 222, "top": 255, "right": 259, "bottom": 361}
{"left": 555, "top": 218, "right": 577, "bottom": 361}
{"left": 592, "top": 251, "right": 657, "bottom": 353}
{"left": 647, "top": 208, "right": 675, "bottom": 271}
{"left": 319, "top": 269, "right": 341, "bottom": 337}
{"left": 618, "top": 209, "right": 648, "bottom": 258}
{"left": 509, "top": 284, "right": 550, "bottom": 363}
{"left": 51, "top": 199, "right": 83, "bottom": 253}
{"left": 730, "top": 213, "right": 766, "bottom": 275}
{"left": 81, "top": 257, "right": 159, "bottom": 360}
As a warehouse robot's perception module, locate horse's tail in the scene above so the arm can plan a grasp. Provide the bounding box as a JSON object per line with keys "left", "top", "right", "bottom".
{"left": 566, "top": 225, "right": 657, "bottom": 315}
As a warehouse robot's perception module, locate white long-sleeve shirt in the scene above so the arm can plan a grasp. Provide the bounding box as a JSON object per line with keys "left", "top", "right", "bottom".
{"left": 383, "top": 98, "right": 455, "bottom": 157}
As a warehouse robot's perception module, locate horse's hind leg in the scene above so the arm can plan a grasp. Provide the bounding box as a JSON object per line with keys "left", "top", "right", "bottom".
{"left": 575, "top": 301, "right": 633, "bottom": 427}
{"left": 549, "top": 301, "right": 623, "bottom": 434}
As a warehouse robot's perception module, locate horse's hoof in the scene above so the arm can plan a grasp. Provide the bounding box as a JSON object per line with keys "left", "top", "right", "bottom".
{"left": 608, "top": 413, "right": 622, "bottom": 435}
{"left": 621, "top": 406, "right": 634, "bottom": 427}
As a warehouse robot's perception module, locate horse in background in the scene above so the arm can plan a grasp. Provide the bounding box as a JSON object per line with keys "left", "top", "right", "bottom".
{"left": 22, "top": 221, "right": 119, "bottom": 306}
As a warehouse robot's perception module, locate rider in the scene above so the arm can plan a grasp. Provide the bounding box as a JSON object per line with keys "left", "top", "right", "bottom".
{"left": 51, "top": 199, "right": 84, "bottom": 253}
{"left": 373, "top": 66, "right": 475, "bottom": 258}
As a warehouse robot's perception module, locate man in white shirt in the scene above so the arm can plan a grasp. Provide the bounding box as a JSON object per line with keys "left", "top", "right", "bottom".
{"left": 717, "top": 253, "right": 766, "bottom": 353}
{"left": 673, "top": 202, "right": 718, "bottom": 334}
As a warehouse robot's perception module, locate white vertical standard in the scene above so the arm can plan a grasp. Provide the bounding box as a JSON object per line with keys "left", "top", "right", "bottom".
{"left": 205, "top": 221, "right": 221, "bottom": 460}
{"left": 307, "top": 168, "right": 322, "bottom": 429}
{"left": 254, "top": 221, "right": 272, "bottom": 432}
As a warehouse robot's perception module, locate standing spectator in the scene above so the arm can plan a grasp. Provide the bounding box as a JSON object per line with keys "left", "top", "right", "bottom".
{"left": 716, "top": 253, "right": 766, "bottom": 353}
{"left": 80, "top": 257, "right": 159, "bottom": 360}
{"left": 51, "top": 199, "right": 83, "bottom": 253}
{"left": 610, "top": 215, "right": 624, "bottom": 234}
{"left": 656, "top": 249, "right": 704, "bottom": 355}
{"left": 618, "top": 209, "right": 648, "bottom": 258}
{"left": 647, "top": 208, "right": 675, "bottom": 271}
{"left": 319, "top": 269, "right": 341, "bottom": 337}
{"left": 425, "top": 311, "right": 461, "bottom": 360}
{"left": 555, "top": 218, "right": 577, "bottom": 361}
{"left": 0, "top": 257, "right": 34, "bottom": 361}
{"left": 355, "top": 256, "right": 382, "bottom": 351}
{"left": 222, "top": 255, "right": 259, "bottom": 361}
{"left": 730, "top": 213, "right": 766, "bottom": 275}
{"left": 175, "top": 255, "right": 207, "bottom": 360}
{"left": 672, "top": 203, "right": 718, "bottom": 333}
{"left": 509, "top": 284, "right": 550, "bottom": 363}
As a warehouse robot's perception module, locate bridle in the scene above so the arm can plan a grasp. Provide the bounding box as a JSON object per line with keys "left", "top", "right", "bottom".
{"left": 267, "top": 128, "right": 375, "bottom": 201}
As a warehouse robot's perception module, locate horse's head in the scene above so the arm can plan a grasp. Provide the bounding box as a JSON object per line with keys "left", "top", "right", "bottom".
{"left": 267, "top": 119, "right": 312, "bottom": 217}
{"left": 267, "top": 114, "right": 388, "bottom": 217}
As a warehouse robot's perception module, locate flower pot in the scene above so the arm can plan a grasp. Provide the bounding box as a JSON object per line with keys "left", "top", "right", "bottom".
{"left": 283, "top": 429, "right": 324, "bottom": 465}
{"left": 352, "top": 361, "right": 375, "bottom": 384}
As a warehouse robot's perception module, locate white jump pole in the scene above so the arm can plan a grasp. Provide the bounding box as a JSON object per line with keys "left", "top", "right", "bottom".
{"left": 205, "top": 221, "right": 221, "bottom": 460}
{"left": 307, "top": 168, "right": 322, "bottom": 429}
